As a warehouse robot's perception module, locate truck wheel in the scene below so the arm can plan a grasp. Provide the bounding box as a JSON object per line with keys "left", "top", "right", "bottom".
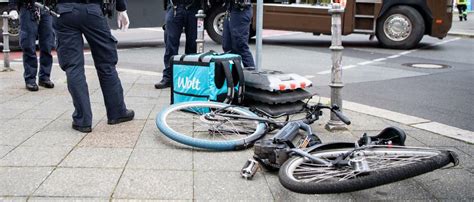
{"left": 205, "top": 6, "right": 227, "bottom": 44}
{"left": 376, "top": 6, "right": 425, "bottom": 49}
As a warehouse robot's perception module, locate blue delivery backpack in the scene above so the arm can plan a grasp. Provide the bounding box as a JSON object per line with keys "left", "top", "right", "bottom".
{"left": 170, "top": 51, "right": 245, "bottom": 104}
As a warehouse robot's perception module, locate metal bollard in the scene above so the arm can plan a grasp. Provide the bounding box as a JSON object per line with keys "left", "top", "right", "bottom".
{"left": 2, "top": 11, "right": 14, "bottom": 72}
{"left": 196, "top": 9, "right": 206, "bottom": 54}
{"left": 255, "top": 0, "right": 263, "bottom": 70}
{"left": 325, "top": 3, "right": 346, "bottom": 130}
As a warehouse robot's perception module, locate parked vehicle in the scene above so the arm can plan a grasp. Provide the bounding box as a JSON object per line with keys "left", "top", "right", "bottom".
{"left": 203, "top": 0, "right": 454, "bottom": 49}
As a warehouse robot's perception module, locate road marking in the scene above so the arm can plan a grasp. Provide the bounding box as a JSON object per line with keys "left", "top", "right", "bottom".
{"left": 315, "top": 96, "right": 473, "bottom": 144}
{"left": 373, "top": 58, "right": 387, "bottom": 62}
{"left": 387, "top": 55, "right": 400, "bottom": 59}
{"left": 137, "top": 28, "right": 164, "bottom": 32}
{"left": 317, "top": 37, "right": 461, "bottom": 75}
{"left": 357, "top": 61, "right": 374, "bottom": 66}
{"left": 317, "top": 64, "right": 356, "bottom": 75}
{"left": 263, "top": 31, "right": 303, "bottom": 38}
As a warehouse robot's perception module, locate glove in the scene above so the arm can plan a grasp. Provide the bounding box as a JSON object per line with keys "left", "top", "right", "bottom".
{"left": 9, "top": 10, "right": 18, "bottom": 20}
{"left": 117, "top": 11, "right": 130, "bottom": 31}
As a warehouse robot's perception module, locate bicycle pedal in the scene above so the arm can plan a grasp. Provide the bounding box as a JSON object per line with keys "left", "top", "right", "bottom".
{"left": 240, "top": 158, "right": 260, "bottom": 180}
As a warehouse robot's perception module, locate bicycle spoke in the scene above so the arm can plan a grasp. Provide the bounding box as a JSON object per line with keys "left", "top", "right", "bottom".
{"left": 289, "top": 149, "right": 439, "bottom": 183}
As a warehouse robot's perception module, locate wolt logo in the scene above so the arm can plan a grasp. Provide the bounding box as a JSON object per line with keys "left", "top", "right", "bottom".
{"left": 177, "top": 77, "right": 201, "bottom": 90}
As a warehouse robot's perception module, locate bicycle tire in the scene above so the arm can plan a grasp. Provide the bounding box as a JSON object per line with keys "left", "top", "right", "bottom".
{"left": 156, "top": 101, "right": 267, "bottom": 151}
{"left": 279, "top": 146, "right": 453, "bottom": 194}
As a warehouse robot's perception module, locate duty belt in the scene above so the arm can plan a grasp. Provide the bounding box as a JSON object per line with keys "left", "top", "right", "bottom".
{"left": 171, "top": 0, "right": 195, "bottom": 5}
{"left": 59, "top": 0, "right": 102, "bottom": 4}
{"left": 230, "top": 0, "right": 251, "bottom": 10}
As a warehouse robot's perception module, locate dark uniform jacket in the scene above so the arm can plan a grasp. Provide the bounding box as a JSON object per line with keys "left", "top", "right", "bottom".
{"left": 10, "top": 0, "right": 127, "bottom": 11}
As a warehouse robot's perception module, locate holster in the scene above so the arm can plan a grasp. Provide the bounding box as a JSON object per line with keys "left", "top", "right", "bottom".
{"left": 233, "top": 0, "right": 251, "bottom": 10}
{"left": 102, "top": 0, "right": 115, "bottom": 18}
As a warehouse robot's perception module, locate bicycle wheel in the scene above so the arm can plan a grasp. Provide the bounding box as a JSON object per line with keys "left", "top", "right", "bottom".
{"left": 279, "top": 146, "right": 454, "bottom": 194}
{"left": 156, "top": 101, "right": 267, "bottom": 150}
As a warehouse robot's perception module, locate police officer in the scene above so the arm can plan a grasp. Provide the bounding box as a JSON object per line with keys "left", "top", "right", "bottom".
{"left": 456, "top": 0, "right": 468, "bottom": 21}
{"left": 53, "top": 0, "right": 134, "bottom": 133}
{"left": 9, "top": 0, "right": 55, "bottom": 91}
{"left": 155, "top": 0, "right": 200, "bottom": 89}
{"left": 223, "top": 0, "right": 255, "bottom": 68}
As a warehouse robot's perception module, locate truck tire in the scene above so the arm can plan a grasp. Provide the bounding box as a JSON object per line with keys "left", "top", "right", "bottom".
{"left": 205, "top": 6, "right": 256, "bottom": 44}
{"left": 376, "top": 6, "right": 425, "bottom": 50}
{"left": 205, "top": 6, "right": 227, "bottom": 44}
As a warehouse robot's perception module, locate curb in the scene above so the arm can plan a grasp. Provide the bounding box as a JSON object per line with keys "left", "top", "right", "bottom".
{"left": 447, "top": 32, "right": 474, "bottom": 38}
{"left": 317, "top": 97, "right": 474, "bottom": 144}
{"left": 116, "top": 40, "right": 165, "bottom": 49}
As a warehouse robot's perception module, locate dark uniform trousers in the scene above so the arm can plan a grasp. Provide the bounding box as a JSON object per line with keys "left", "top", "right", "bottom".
{"left": 19, "top": 6, "right": 54, "bottom": 84}
{"left": 223, "top": 6, "right": 255, "bottom": 68}
{"left": 162, "top": 4, "right": 198, "bottom": 82}
{"left": 53, "top": 3, "right": 127, "bottom": 127}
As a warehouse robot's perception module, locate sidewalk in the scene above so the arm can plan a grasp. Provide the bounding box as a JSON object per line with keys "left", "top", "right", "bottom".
{"left": 449, "top": 12, "right": 474, "bottom": 38}
{"left": 0, "top": 63, "right": 472, "bottom": 200}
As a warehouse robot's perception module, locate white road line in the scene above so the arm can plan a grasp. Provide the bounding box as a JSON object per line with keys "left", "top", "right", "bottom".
{"left": 263, "top": 31, "right": 303, "bottom": 38}
{"left": 373, "top": 58, "right": 387, "bottom": 62}
{"left": 317, "top": 64, "right": 357, "bottom": 75}
{"left": 316, "top": 37, "right": 461, "bottom": 75}
{"left": 357, "top": 61, "right": 374, "bottom": 66}
{"left": 137, "top": 28, "right": 164, "bottom": 32}
{"left": 387, "top": 55, "right": 400, "bottom": 59}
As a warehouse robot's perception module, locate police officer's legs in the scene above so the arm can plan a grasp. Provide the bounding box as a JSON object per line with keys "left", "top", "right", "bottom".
{"left": 19, "top": 7, "right": 39, "bottom": 91}
{"left": 37, "top": 11, "right": 54, "bottom": 88}
{"left": 229, "top": 8, "right": 255, "bottom": 68}
{"left": 222, "top": 13, "right": 232, "bottom": 53}
{"left": 81, "top": 4, "right": 132, "bottom": 124}
{"left": 54, "top": 11, "right": 93, "bottom": 129}
{"left": 156, "top": 6, "right": 185, "bottom": 89}
{"left": 184, "top": 8, "right": 198, "bottom": 54}
{"left": 55, "top": 3, "right": 95, "bottom": 131}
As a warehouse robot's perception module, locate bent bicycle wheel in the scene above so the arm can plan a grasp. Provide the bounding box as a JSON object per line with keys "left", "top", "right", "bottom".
{"left": 156, "top": 101, "right": 267, "bottom": 151}
{"left": 279, "top": 146, "right": 454, "bottom": 194}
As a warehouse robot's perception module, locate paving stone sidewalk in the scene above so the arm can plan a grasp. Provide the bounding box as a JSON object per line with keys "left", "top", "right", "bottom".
{"left": 0, "top": 63, "right": 473, "bottom": 201}
{"left": 449, "top": 12, "right": 474, "bottom": 38}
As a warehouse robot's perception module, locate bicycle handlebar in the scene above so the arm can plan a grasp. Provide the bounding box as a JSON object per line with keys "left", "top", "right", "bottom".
{"left": 332, "top": 109, "right": 351, "bottom": 125}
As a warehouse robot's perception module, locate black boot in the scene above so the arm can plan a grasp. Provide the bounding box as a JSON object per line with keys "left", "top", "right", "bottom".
{"left": 459, "top": 16, "right": 463, "bottom": 21}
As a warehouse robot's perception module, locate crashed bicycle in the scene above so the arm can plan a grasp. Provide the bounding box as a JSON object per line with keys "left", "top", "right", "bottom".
{"left": 156, "top": 100, "right": 459, "bottom": 194}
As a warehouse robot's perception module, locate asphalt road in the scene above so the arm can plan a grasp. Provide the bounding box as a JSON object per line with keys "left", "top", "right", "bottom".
{"left": 83, "top": 31, "right": 473, "bottom": 132}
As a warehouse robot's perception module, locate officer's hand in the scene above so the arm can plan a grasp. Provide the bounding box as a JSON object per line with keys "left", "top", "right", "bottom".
{"left": 9, "top": 10, "right": 18, "bottom": 20}
{"left": 117, "top": 11, "right": 130, "bottom": 31}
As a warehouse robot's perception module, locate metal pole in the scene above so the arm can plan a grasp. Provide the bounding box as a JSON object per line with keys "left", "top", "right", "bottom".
{"left": 2, "top": 11, "right": 13, "bottom": 72}
{"left": 255, "top": 0, "right": 263, "bottom": 70}
{"left": 326, "top": 3, "right": 345, "bottom": 130}
{"left": 196, "top": 9, "right": 206, "bottom": 54}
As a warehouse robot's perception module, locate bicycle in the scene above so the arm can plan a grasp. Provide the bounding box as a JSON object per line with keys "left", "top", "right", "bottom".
{"left": 156, "top": 100, "right": 459, "bottom": 193}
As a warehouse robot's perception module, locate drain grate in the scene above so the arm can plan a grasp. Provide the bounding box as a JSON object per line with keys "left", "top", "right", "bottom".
{"left": 403, "top": 63, "right": 451, "bottom": 69}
